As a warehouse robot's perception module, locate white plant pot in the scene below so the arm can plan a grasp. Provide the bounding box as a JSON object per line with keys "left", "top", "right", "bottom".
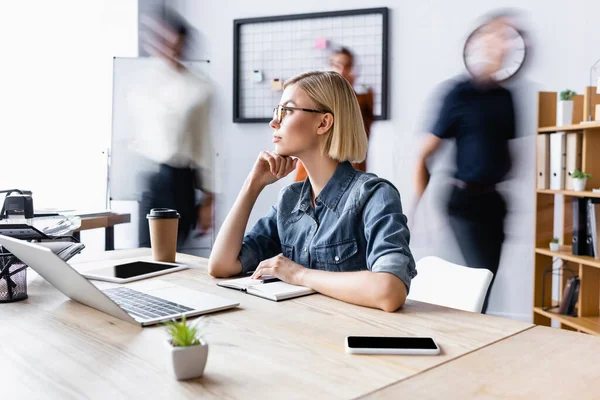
{"left": 549, "top": 242, "right": 560, "bottom": 252}
{"left": 166, "top": 340, "right": 208, "bottom": 380}
{"left": 572, "top": 178, "right": 587, "bottom": 192}
{"left": 557, "top": 100, "right": 574, "bottom": 126}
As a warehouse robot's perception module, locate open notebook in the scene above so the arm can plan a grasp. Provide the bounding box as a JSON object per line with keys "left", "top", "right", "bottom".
{"left": 217, "top": 276, "right": 315, "bottom": 301}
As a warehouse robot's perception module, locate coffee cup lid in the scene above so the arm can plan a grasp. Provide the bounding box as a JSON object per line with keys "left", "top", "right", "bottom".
{"left": 147, "top": 208, "right": 180, "bottom": 219}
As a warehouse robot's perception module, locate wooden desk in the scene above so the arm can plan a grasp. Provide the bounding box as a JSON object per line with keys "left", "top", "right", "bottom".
{"left": 0, "top": 249, "right": 532, "bottom": 399}
{"left": 73, "top": 212, "right": 131, "bottom": 251}
{"left": 365, "top": 326, "right": 600, "bottom": 399}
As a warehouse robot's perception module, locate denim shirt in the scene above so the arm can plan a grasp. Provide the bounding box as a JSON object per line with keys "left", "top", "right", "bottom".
{"left": 238, "top": 161, "right": 417, "bottom": 292}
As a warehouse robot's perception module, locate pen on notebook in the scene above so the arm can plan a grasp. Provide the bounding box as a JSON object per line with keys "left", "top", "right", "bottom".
{"left": 248, "top": 270, "right": 279, "bottom": 282}
{"left": 260, "top": 275, "right": 280, "bottom": 283}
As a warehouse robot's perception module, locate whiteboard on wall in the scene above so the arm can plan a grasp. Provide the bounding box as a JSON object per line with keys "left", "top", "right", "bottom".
{"left": 110, "top": 57, "right": 210, "bottom": 201}
{"left": 233, "top": 7, "right": 389, "bottom": 122}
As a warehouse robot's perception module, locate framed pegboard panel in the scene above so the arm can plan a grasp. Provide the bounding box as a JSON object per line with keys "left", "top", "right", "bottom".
{"left": 233, "top": 7, "right": 389, "bottom": 123}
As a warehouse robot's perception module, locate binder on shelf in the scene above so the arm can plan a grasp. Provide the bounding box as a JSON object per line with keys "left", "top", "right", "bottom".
{"left": 536, "top": 134, "right": 550, "bottom": 190}
{"left": 572, "top": 198, "right": 590, "bottom": 256}
{"left": 585, "top": 199, "right": 597, "bottom": 258}
{"left": 565, "top": 133, "right": 582, "bottom": 190}
{"left": 549, "top": 132, "right": 566, "bottom": 190}
{"left": 587, "top": 199, "right": 600, "bottom": 259}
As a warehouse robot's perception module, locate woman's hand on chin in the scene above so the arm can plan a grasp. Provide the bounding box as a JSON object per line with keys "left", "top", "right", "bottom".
{"left": 247, "top": 151, "right": 298, "bottom": 189}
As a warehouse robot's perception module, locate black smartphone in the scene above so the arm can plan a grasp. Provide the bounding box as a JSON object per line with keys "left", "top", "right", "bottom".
{"left": 345, "top": 336, "right": 440, "bottom": 355}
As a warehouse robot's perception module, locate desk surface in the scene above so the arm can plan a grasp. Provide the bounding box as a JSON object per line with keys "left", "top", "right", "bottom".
{"left": 2, "top": 249, "right": 533, "bottom": 399}
{"left": 76, "top": 212, "right": 131, "bottom": 231}
{"left": 365, "top": 325, "right": 600, "bottom": 399}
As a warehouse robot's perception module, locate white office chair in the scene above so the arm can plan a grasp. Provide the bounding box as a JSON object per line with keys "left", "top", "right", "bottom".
{"left": 408, "top": 256, "right": 493, "bottom": 313}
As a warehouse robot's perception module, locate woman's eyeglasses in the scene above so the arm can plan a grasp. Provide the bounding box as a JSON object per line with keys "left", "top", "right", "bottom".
{"left": 272, "top": 105, "right": 331, "bottom": 123}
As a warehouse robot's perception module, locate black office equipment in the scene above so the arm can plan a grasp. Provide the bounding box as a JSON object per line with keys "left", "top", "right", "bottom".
{"left": 572, "top": 198, "right": 589, "bottom": 255}
{"left": 585, "top": 199, "right": 596, "bottom": 257}
{"left": 0, "top": 224, "right": 84, "bottom": 303}
{"left": 0, "top": 189, "right": 33, "bottom": 220}
{"left": 0, "top": 224, "right": 85, "bottom": 262}
{"left": 587, "top": 199, "right": 600, "bottom": 259}
{"left": 3, "top": 194, "right": 34, "bottom": 219}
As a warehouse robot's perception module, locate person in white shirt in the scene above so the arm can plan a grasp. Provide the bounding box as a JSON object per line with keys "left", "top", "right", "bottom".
{"left": 131, "top": 7, "right": 214, "bottom": 249}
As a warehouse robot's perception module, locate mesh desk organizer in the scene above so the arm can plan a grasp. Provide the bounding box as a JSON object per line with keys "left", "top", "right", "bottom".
{"left": 541, "top": 259, "right": 579, "bottom": 316}
{"left": 0, "top": 220, "right": 84, "bottom": 303}
{"left": 0, "top": 246, "right": 28, "bottom": 302}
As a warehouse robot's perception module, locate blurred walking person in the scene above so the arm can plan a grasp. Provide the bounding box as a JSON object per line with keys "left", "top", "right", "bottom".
{"left": 413, "top": 13, "right": 520, "bottom": 313}
{"left": 130, "top": 7, "right": 214, "bottom": 249}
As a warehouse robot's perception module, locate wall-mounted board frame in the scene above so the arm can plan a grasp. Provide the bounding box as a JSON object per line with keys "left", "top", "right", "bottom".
{"left": 233, "top": 7, "right": 389, "bottom": 123}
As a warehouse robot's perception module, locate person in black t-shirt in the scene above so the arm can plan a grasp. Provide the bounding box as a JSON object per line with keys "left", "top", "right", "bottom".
{"left": 413, "top": 15, "right": 517, "bottom": 313}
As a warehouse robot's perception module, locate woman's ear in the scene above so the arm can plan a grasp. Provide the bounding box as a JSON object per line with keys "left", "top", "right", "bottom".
{"left": 316, "top": 113, "right": 334, "bottom": 136}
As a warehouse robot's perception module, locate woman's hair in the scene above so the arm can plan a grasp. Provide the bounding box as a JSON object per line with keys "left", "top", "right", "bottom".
{"left": 284, "top": 71, "right": 367, "bottom": 163}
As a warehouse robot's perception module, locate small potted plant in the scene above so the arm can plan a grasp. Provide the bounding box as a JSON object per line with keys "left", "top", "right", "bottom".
{"left": 557, "top": 89, "right": 576, "bottom": 126}
{"left": 165, "top": 316, "right": 208, "bottom": 380}
{"left": 549, "top": 237, "right": 560, "bottom": 252}
{"left": 571, "top": 169, "right": 591, "bottom": 191}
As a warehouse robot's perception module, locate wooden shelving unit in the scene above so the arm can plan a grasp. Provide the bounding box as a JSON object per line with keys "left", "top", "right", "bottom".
{"left": 537, "top": 121, "right": 600, "bottom": 133}
{"left": 533, "top": 305, "right": 600, "bottom": 335}
{"left": 537, "top": 189, "right": 600, "bottom": 198}
{"left": 535, "top": 246, "right": 600, "bottom": 269}
{"left": 534, "top": 88, "right": 600, "bottom": 335}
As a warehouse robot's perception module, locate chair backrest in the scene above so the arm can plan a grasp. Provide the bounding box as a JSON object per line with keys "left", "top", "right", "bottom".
{"left": 408, "top": 256, "right": 493, "bottom": 313}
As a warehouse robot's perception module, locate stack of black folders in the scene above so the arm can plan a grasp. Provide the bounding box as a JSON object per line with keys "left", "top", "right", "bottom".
{"left": 572, "top": 198, "right": 600, "bottom": 259}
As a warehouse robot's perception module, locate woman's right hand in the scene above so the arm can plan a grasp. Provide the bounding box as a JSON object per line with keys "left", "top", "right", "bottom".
{"left": 248, "top": 151, "right": 298, "bottom": 189}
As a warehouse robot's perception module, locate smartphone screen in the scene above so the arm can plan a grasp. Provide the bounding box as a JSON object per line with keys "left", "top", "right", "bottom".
{"left": 346, "top": 336, "right": 438, "bottom": 350}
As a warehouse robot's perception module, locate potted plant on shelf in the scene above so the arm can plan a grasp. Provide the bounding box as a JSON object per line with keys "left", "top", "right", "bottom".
{"left": 557, "top": 89, "right": 576, "bottom": 126}
{"left": 571, "top": 168, "right": 591, "bottom": 191}
{"left": 165, "top": 316, "right": 208, "bottom": 380}
{"left": 549, "top": 237, "right": 560, "bottom": 252}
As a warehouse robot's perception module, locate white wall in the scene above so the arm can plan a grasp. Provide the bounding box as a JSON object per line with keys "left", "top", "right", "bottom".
{"left": 1, "top": 1, "right": 137, "bottom": 211}
{"left": 169, "top": 0, "right": 600, "bottom": 320}
{"left": 1, "top": 1, "right": 137, "bottom": 253}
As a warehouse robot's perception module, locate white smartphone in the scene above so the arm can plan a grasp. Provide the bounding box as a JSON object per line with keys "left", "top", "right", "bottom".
{"left": 345, "top": 336, "right": 441, "bottom": 355}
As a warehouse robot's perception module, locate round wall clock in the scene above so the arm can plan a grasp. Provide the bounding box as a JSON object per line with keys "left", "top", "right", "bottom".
{"left": 463, "top": 22, "right": 527, "bottom": 82}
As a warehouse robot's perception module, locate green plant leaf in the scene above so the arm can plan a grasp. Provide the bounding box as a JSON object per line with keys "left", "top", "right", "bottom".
{"left": 164, "top": 315, "right": 204, "bottom": 347}
{"left": 571, "top": 168, "right": 592, "bottom": 179}
{"left": 560, "top": 89, "right": 576, "bottom": 101}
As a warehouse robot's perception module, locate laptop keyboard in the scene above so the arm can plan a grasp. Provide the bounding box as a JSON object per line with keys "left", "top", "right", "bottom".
{"left": 103, "top": 287, "right": 194, "bottom": 320}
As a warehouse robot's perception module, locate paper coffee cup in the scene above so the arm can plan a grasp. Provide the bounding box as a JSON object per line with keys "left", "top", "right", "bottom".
{"left": 147, "top": 208, "right": 180, "bottom": 262}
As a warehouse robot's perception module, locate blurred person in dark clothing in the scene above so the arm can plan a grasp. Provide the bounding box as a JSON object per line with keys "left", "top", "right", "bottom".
{"left": 295, "top": 47, "right": 373, "bottom": 181}
{"left": 131, "top": 7, "right": 214, "bottom": 249}
{"left": 413, "top": 13, "right": 519, "bottom": 313}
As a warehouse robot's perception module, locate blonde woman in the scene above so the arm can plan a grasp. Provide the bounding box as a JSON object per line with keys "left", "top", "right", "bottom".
{"left": 209, "top": 71, "right": 415, "bottom": 312}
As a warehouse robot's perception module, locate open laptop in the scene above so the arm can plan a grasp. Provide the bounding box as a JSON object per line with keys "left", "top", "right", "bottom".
{"left": 0, "top": 235, "right": 239, "bottom": 326}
